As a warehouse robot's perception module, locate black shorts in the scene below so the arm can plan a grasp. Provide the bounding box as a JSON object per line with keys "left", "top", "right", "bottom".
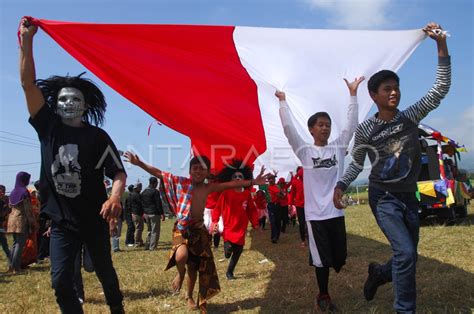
{"left": 307, "top": 216, "right": 347, "bottom": 272}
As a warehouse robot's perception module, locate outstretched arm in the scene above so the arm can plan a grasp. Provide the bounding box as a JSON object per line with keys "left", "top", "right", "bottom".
{"left": 403, "top": 22, "right": 451, "bottom": 124}
{"left": 19, "top": 17, "right": 44, "bottom": 118}
{"left": 275, "top": 91, "right": 308, "bottom": 158}
{"left": 335, "top": 77, "right": 364, "bottom": 146}
{"left": 123, "top": 151, "right": 163, "bottom": 179}
{"left": 333, "top": 126, "right": 368, "bottom": 209}
{"left": 210, "top": 166, "right": 271, "bottom": 193}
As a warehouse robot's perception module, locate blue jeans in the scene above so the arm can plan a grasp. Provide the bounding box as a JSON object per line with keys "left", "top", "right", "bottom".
{"left": 268, "top": 203, "right": 281, "bottom": 241}
{"left": 73, "top": 244, "right": 95, "bottom": 301}
{"left": 111, "top": 218, "right": 123, "bottom": 252}
{"left": 369, "top": 187, "right": 420, "bottom": 313}
{"left": 50, "top": 221, "right": 123, "bottom": 313}
{"left": 10, "top": 232, "right": 27, "bottom": 271}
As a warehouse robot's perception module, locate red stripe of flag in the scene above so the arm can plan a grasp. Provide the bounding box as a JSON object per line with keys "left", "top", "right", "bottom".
{"left": 34, "top": 19, "right": 267, "bottom": 170}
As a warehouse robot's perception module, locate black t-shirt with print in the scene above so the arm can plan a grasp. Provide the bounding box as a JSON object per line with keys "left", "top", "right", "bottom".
{"left": 29, "top": 105, "right": 126, "bottom": 231}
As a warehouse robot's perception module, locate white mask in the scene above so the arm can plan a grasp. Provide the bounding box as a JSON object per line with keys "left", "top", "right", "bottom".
{"left": 56, "top": 87, "right": 86, "bottom": 120}
{"left": 231, "top": 172, "right": 244, "bottom": 181}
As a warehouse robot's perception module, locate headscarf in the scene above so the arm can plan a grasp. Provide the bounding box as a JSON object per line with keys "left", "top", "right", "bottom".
{"left": 9, "top": 171, "right": 31, "bottom": 206}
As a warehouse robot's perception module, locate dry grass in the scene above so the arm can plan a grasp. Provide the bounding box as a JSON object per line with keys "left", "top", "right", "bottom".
{"left": 0, "top": 204, "right": 473, "bottom": 313}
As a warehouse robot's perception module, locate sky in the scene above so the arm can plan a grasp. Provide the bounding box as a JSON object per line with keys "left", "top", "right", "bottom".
{"left": 0, "top": 0, "right": 473, "bottom": 191}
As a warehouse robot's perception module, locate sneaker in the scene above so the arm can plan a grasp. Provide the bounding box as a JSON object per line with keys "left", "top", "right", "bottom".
{"left": 363, "top": 262, "right": 386, "bottom": 301}
{"left": 271, "top": 239, "right": 277, "bottom": 244}
{"left": 316, "top": 294, "right": 337, "bottom": 312}
{"left": 126, "top": 244, "right": 134, "bottom": 247}
{"left": 226, "top": 272, "right": 236, "bottom": 280}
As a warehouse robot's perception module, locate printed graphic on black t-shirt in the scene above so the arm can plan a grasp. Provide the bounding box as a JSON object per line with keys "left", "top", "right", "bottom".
{"left": 371, "top": 122, "right": 404, "bottom": 141}
{"left": 312, "top": 154, "right": 338, "bottom": 169}
{"left": 379, "top": 135, "right": 412, "bottom": 182}
{"left": 52, "top": 144, "right": 82, "bottom": 198}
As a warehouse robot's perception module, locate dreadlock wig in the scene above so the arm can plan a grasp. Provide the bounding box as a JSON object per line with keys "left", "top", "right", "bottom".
{"left": 217, "top": 159, "right": 253, "bottom": 182}
{"left": 36, "top": 73, "right": 106, "bottom": 126}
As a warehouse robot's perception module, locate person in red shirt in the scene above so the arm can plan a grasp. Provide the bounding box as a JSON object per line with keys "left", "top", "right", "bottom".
{"left": 212, "top": 161, "right": 260, "bottom": 280}
{"left": 254, "top": 190, "right": 268, "bottom": 230}
{"left": 277, "top": 177, "right": 291, "bottom": 233}
{"left": 289, "top": 166, "right": 306, "bottom": 247}
{"left": 266, "top": 175, "right": 282, "bottom": 243}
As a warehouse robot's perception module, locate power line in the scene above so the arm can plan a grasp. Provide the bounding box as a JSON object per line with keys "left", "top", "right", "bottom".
{"left": 0, "top": 136, "right": 39, "bottom": 146}
{"left": 0, "top": 130, "right": 37, "bottom": 141}
{"left": 0, "top": 162, "right": 40, "bottom": 167}
{"left": 0, "top": 139, "right": 40, "bottom": 148}
{"left": 0, "top": 139, "right": 39, "bottom": 148}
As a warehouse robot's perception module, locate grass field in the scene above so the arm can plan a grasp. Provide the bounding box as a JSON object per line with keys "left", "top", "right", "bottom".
{"left": 0, "top": 204, "right": 473, "bottom": 313}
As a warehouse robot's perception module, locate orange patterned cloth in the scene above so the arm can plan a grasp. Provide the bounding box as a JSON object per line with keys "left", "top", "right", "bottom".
{"left": 165, "top": 222, "right": 220, "bottom": 310}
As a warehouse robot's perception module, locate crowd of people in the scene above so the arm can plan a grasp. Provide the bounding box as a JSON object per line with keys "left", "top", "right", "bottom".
{"left": 2, "top": 17, "right": 451, "bottom": 314}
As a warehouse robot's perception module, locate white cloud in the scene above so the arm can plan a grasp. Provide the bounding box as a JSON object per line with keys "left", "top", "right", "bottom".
{"left": 304, "top": 0, "right": 393, "bottom": 29}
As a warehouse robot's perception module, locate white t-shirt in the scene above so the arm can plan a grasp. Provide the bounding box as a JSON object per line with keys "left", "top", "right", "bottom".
{"left": 279, "top": 97, "right": 358, "bottom": 221}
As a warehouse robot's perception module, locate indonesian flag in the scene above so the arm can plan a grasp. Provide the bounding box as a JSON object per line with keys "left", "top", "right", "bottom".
{"left": 28, "top": 18, "right": 425, "bottom": 173}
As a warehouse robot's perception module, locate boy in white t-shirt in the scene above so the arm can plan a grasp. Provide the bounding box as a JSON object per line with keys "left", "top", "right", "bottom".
{"left": 275, "top": 76, "right": 364, "bottom": 311}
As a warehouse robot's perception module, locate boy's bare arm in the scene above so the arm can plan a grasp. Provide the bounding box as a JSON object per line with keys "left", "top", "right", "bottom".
{"left": 123, "top": 151, "right": 163, "bottom": 179}
{"left": 209, "top": 166, "right": 271, "bottom": 193}
{"left": 19, "top": 17, "right": 45, "bottom": 118}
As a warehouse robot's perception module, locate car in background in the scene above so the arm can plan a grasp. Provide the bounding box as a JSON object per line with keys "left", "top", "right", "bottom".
{"left": 416, "top": 124, "right": 471, "bottom": 220}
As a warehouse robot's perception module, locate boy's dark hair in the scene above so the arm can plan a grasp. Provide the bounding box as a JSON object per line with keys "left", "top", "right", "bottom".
{"left": 189, "top": 155, "right": 211, "bottom": 170}
{"left": 307, "top": 112, "right": 331, "bottom": 128}
{"left": 33, "top": 180, "right": 40, "bottom": 190}
{"left": 149, "top": 176, "right": 158, "bottom": 185}
{"left": 0, "top": 185, "right": 5, "bottom": 192}
{"left": 368, "top": 70, "right": 400, "bottom": 94}
{"left": 36, "top": 72, "right": 107, "bottom": 126}
{"left": 217, "top": 159, "right": 253, "bottom": 182}
{"left": 127, "top": 185, "right": 134, "bottom": 192}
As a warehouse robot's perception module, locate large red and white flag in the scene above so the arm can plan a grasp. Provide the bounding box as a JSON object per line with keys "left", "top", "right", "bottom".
{"left": 29, "top": 18, "right": 425, "bottom": 173}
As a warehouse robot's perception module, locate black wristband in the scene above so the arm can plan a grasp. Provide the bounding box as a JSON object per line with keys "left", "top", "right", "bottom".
{"left": 335, "top": 181, "right": 347, "bottom": 192}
